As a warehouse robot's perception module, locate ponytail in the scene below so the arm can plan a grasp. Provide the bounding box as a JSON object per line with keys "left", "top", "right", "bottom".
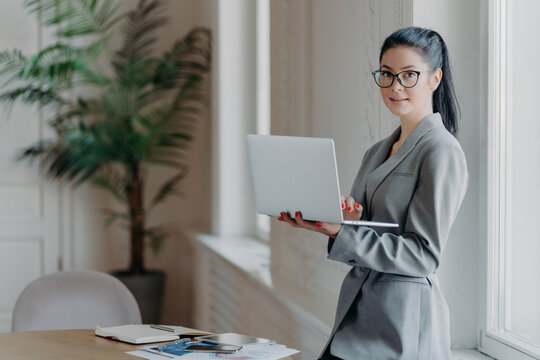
{"left": 432, "top": 32, "right": 460, "bottom": 136}
{"left": 380, "top": 27, "right": 460, "bottom": 136}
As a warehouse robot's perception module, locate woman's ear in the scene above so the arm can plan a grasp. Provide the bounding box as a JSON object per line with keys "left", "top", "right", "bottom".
{"left": 431, "top": 68, "right": 442, "bottom": 91}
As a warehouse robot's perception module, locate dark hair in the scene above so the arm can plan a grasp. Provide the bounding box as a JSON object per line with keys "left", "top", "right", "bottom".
{"left": 379, "top": 27, "right": 460, "bottom": 136}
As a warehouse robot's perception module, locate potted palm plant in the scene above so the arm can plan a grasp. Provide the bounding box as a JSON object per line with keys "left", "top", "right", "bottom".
{"left": 0, "top": 0, "right": 211, "bottom": 323}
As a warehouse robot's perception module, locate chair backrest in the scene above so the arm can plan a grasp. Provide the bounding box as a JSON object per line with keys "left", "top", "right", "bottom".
{"left": 11, "top": 270, "right": 142, "bottom": 332}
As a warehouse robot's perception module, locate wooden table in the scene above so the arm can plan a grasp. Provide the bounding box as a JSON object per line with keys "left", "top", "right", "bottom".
{"left": 0, "top": 329, "right": 295, "bottom": 359}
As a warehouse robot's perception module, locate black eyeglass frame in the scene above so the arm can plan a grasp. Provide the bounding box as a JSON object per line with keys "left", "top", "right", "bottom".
{"left": 371, "top": 69, "right": 432, "bottom": 88}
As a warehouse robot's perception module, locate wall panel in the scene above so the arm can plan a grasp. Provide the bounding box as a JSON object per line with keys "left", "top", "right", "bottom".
{"left": 0, "top": 2, "right": 61, "bottom": 332}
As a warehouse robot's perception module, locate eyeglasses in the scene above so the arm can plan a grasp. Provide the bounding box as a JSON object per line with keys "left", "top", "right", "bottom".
{"left": 372, "top": 69, "right": 430, "bottom": 88}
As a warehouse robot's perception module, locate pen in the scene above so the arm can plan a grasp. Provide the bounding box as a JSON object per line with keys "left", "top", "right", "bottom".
{"left": 156, "top": 338, "right": 191, "bottom": 352}
{"left": 150, "top": 324, "right": 178, "bottom": 333}
{"left": 142, "top": 349, "right": 174, "bottom": 359}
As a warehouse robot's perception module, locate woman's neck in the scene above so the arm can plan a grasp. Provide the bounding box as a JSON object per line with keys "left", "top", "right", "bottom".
{"left": 398, "top": 108, "right": 433, "bottom": 143}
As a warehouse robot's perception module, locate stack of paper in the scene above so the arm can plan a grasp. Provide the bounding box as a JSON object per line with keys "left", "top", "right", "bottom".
{"left": 128, "top": 343, "right": 299, "bottom": 360}
{"left": 195, "top": 333, "right": 276, "bottom": 347}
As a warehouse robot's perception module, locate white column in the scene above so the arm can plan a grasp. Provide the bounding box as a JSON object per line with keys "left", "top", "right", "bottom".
{"left": 211, "top": 0, "right": 258, "bottom": 236}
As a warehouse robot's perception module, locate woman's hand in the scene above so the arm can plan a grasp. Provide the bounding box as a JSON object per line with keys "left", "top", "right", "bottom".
{"left": 277, "top": 196, "right": 363, "bottom": 238}
{"left": 279, "top": 211, "right": 342, "bottom": 238}
{"left": 341, "top": 195, "right": 363, "bottom": 220}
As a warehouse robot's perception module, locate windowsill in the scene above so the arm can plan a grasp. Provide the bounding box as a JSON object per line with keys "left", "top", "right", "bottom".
{"left": 452, "top": 349, "right": 495, "bottom": 360}
{"left": 194, "top": 233, "right": 273, "bottom": 289}
{"left": 193, "top": 233, "right": 495, "bottom": 360}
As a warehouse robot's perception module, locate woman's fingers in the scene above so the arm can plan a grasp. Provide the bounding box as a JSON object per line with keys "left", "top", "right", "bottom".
{"left": 294, "top": 211, "right": 316, "bottom": 228}
{"left": 344, "top": 196, "right": 356, "bottom": 212}
{"left": 355, "top": 203, "right": 363, "bottom": 215}
{"left": 342, "top": 196, "right": 363, "bottom": 220}
{"left": 279, "top": 211, "right": 299, "bottom": 227}
{"left": 280, "top": 210, "right": 327, "bottom": 232}
{"left": 295, "top": 212, "right": 341, "bottom": 237}
{"left": 280, "top": 211, "right": 315, "bottom": 230}
{"left": 277, "top": 210, "right": 342, "bottom": 237}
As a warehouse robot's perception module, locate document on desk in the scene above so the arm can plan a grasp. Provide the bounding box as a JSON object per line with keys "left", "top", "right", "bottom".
{"left": 127, "top": 343, "right": 300, "bottom": 360}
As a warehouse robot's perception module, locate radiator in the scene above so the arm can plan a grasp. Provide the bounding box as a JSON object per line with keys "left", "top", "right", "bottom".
{"left": 193, "top": 234, "right": 331, "bottom": 360}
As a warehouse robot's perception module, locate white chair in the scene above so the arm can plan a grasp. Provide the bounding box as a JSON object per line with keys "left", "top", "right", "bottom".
{"left": 11, "top": 270, "right": 142, "bottom": 332}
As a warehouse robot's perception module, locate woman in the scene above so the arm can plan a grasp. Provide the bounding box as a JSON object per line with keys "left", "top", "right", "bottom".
{"left": 279, "top": 27, "right": 468, "bottom": 360}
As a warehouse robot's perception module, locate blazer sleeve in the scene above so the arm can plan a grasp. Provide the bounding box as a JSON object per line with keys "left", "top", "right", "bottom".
{"left": 327, "top": 143, "right": 468, "bottom": 277}
{"left": 327, "top": 148, "right": 372, "bottom": 254}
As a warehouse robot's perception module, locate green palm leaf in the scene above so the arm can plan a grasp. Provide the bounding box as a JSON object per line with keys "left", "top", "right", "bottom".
{"left": 0, "top": 50, "right": 27, "bottom": 86}
{"left": 3, "top": 0, "right": 211, "bottom": 275}
{"left": 92, "top": 171, "right": 128, "bottom": 203}
{"left": 0, "top": 85, "right": 63, "bottom": 109}
{"left": 101, "top": 208, "right": 129, "bottom": 227}
{"left": 145, "top": 225, "right": 169, "bottom": 253}
{"left": 115, "top": 0, "right": 167, "bottom": 67}
{"left": 24, "top": 0, "right": 124, "bottom": 38}
{"left": 149, "top": 170, "right": 187, "bottom": 210}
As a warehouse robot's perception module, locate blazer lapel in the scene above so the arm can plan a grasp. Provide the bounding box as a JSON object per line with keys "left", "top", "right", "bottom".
{"left": 365, "top": 113, "right": 443, "bottom": 215}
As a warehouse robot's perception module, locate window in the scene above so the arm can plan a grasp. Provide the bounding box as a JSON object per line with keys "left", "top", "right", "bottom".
{"left": 481, "top": 0, "right": 540, "bottom": 359}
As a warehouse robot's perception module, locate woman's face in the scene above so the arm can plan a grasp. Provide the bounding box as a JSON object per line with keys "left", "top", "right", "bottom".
{"left": 378, "top": 46, "right": 441, "bottom": 121}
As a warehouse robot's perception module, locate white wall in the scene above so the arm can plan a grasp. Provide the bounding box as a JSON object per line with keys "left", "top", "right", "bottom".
{"left": 0, "top": 1, "right": 62, "bottom": 332}
{"left": 312, "top": 0, "right": 408, "bottom": 189}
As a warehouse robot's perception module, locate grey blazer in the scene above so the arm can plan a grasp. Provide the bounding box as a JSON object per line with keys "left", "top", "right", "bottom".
{"left": 320, "top": 113, "right": 468, "bottom": 360}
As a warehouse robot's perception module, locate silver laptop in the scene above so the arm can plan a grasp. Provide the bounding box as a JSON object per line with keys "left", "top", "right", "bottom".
{"left": 246, "top": 134, "right": 398, "bottom": 227}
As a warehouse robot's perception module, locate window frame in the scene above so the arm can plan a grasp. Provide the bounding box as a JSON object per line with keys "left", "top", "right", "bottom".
{"left": 480, "top": 0, "right": 540, "bottom": 358}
